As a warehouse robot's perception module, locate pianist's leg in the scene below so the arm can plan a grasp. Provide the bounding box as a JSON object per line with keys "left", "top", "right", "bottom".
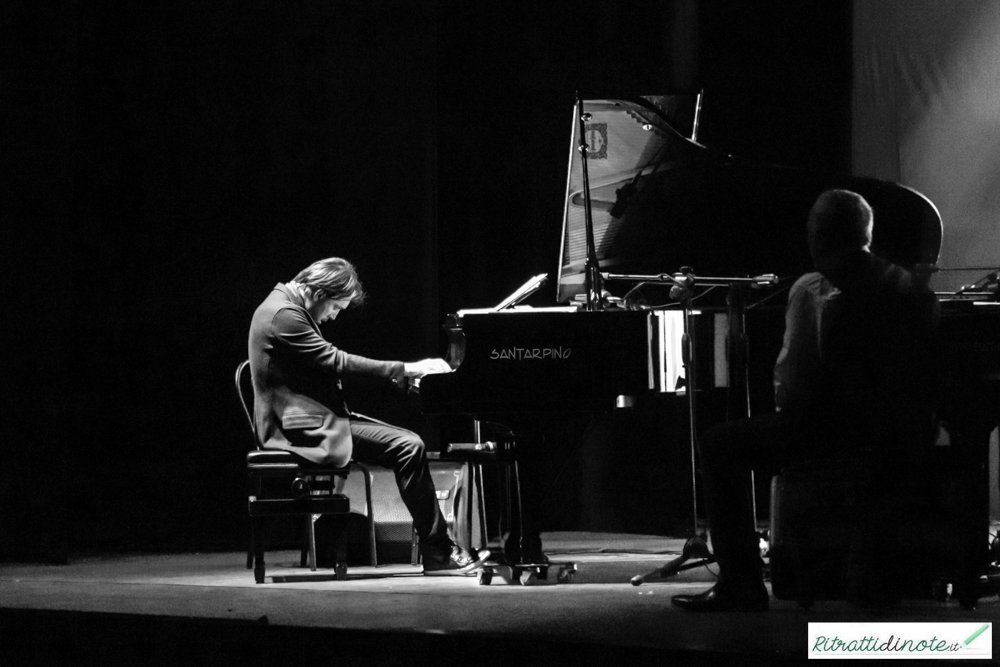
{"left": 349, "top": 416, "right": 487, "bottom": 574}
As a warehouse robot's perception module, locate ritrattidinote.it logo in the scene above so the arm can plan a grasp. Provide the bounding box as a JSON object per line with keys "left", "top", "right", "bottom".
{"left": 808, "top": 623, "right": 991, "bottom": 660}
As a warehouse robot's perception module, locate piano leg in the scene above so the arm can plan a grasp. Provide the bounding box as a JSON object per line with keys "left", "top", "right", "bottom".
{"left": 947, "top": 406, "right": 996, "bottom": 609}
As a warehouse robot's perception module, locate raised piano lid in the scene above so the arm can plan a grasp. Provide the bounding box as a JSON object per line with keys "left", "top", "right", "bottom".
{"left": 556, "top": 95, "right": 944, "bottom": 305}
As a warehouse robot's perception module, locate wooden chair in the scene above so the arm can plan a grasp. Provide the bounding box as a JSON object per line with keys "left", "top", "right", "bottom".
{"left": 234, "top": 360, "right": 377, "bottom": 583}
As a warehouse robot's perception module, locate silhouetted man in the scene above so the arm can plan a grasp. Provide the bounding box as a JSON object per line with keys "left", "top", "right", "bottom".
{"left": 672, "top": 190, "right": 938, "bottom": 611}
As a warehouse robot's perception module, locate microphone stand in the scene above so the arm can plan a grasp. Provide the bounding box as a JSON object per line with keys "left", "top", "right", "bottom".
{"left": 576, "top": 93, "right": 603, "bottom": 311}
{"left": 726, "top": 281, "right": 756, "bottom": 530}
{"left": 603, "top": 269, "right": 778, "bottom": 584}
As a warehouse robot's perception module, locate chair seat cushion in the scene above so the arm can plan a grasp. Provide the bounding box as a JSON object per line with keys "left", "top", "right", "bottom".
{"left": 249, "top": 495, "right": 350, "bottom": 517}
{"left": 247, "top": 449, "right": 351, "bottom": 473}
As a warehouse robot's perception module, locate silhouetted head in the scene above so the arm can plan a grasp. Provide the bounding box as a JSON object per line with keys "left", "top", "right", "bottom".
{"left": 806, "top": 190, "right": 873, "bottom": 271}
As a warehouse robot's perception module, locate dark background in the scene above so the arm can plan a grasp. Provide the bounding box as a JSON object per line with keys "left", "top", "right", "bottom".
{"left": 1, "top": 0, "right": 851, "bottom": 560}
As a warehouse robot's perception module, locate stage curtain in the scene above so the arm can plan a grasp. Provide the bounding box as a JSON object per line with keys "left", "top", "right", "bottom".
{"left": 853, "top": 0, "right": 1000, "bottom": 291}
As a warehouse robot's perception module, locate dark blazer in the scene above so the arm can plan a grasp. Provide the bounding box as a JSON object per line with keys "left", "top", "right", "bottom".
{"left": 248, "top": 284, "right": 404, "bottom": 466}
{"left": 816, "top": 252, "right": 940, "bottom": 452}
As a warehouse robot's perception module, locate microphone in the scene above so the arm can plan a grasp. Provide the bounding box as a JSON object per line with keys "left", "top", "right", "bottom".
{"left": 751, "top": 274, "right": 778, "bottom": 289}
{"left": 956, "top": 271, "right": 998, "bottom": 295}
{"left": 669, "top": 268, "right": 695, "bottom": 301}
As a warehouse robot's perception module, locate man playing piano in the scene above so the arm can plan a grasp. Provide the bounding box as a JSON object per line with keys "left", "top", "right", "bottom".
{"left": 672, "top": 190, "right": 939, "bottom": 611}
{"left": 248, "top": 257, "right": 488, "bottom": 575}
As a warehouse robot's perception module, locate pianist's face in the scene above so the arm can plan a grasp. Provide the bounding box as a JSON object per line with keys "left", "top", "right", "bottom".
{"left": 309, "top": 296, "right": 352, "bottom": 324}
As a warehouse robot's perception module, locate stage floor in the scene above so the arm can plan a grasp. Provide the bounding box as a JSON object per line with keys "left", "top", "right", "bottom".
{"left": 1, "top": 532, "right": 997, "bottom": 665}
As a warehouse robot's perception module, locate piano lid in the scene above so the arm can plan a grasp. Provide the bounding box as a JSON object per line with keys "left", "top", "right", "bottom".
{"left": 556, "top": 95, "right": 943, "bottom": 303}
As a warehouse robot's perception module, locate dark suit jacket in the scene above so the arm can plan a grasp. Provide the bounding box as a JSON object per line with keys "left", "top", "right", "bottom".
{"left": 809, "top": 252, "right": 940, "bottom": 453}
{"left": 248, "top": 284, "right": 404, "bottom": 466}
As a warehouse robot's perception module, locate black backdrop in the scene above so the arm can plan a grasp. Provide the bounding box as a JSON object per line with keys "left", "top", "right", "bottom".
{"left": 1, "top": 0, "right": 851, "bottom": 560}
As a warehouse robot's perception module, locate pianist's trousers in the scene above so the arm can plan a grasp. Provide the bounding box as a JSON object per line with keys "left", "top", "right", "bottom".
{"left": 698, "top": 411, "right": 806, "bottom": 588}
{"left": 349, "top": 416, "right": 452, "bottom": 551}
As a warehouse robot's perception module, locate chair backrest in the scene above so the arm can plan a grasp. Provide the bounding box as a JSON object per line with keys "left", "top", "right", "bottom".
{"left": 235, "top": 360, "right": 259, "bottom": 449}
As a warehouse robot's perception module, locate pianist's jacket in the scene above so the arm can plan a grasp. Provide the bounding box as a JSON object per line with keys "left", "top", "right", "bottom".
{"left": 247, "top": 283, "right": 405, "bottom": 467}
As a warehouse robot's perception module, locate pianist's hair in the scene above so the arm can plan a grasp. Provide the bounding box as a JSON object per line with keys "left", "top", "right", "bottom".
{"left": 807, "top": 189, "right": 874, "bottom": 258}
{"left": 293, "top": 257, "right": 366, "bottom": 306}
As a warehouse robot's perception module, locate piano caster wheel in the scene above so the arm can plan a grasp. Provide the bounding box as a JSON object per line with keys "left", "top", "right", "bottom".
{"left": 556, "top": 564, "right": 577, "bottom": 584}
{"left": 509, "top": 562, "right": 576, "bottom": 585}
{"left": 477, "top": 570, "right": 493, "bottom": 586}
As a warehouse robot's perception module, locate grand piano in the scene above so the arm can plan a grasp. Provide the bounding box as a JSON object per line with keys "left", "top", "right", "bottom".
{"left": 421, "top": 94, "right": 956, "bottom": 415}
{"left": 418, "top": 94, "right": 998, "bottom": 594}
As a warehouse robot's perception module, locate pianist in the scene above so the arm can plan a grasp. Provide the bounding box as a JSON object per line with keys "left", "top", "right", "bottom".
{"left": 248, "top": 257, "right": 488, "bottom": 575}
{"left": 671, "top": 190, "right": 939, "bottom": 612}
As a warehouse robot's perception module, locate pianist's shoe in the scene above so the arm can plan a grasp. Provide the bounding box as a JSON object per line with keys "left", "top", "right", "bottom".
{"left": 422, "top": 544, "right": 491, "bottom": 576}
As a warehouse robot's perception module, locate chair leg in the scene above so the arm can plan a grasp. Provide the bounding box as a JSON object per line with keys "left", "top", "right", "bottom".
{"left": 334, "top": 516, "right": 348, "bottom": 580}
{"left": 250, "top": 477, "right": 263, "bottom": 572}
{"left": 357, "top": 463, "right": 378, "bottom": 566}
{"left": 300, "top": 522, "right": 309, "bottom": 567}
{"left": 308, "top": 514, "right": 318, "bottom": 571}
{"left": 411, "top": 527, "right": 420, "bottom": 566}
{"left": 251, "top": 516, "right": 266, "bottom": 584}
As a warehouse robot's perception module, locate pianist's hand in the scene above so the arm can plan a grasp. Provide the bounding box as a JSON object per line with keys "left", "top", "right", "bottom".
{"left": 403, "top": 357, "right": 452, "bottom": 378}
